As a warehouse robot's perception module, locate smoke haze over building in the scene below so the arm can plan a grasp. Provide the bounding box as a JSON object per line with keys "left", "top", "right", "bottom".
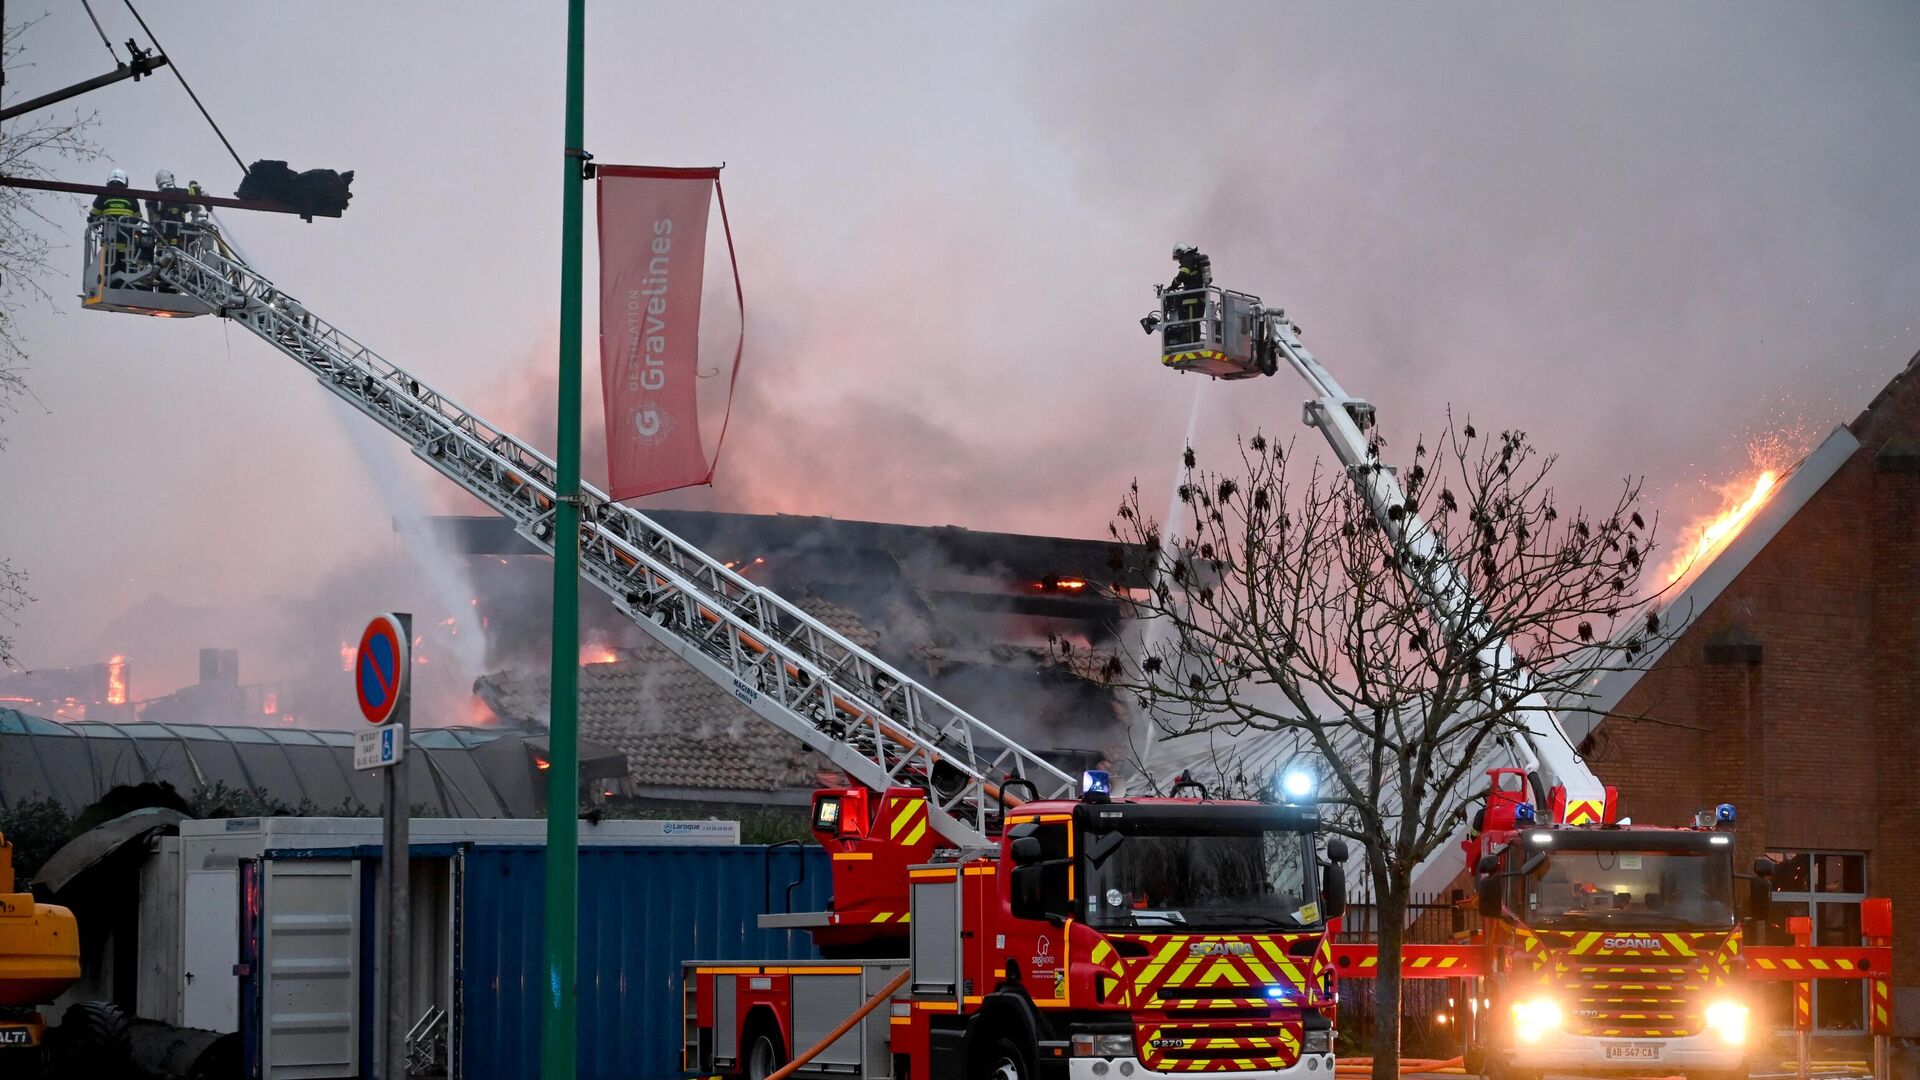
{"left": 2, "top": 3, "right": 1916, "bottom": 704}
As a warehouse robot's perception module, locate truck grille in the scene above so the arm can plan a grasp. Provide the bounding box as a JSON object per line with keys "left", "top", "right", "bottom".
{"left": 1135, "top": 1020, "right": 1305, "bottom": 1072}
{"left": 1566, "top": 962, "right": 1705, "bottom": 1038}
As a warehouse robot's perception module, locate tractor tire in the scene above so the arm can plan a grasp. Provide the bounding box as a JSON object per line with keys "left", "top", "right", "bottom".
{"left": 52, "top": 1001, "right": 131, "bottom": 1077}
{"left": 739, "top": 1018, "right": 787, "bottom": 1080}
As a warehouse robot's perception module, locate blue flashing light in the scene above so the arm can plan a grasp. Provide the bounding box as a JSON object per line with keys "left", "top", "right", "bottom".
{"left": 1514, "top": 802, "right": 1536, "bottom": 825}
{"left": 1266, "top": 986, "right": 1293, "bottom": 1000}
{"left": 1081, "top": 769, "right": 1112, "bottom": 799}
{"left": 1716, "top": 803, "right": 1736, "bottom": 824}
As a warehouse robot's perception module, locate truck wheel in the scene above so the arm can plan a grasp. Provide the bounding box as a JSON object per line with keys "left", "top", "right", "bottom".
{"left": 52, "top": 1001, "right": 130, "bottom": 1076}
{"left": 741, "top": 1021, "right": 787, "bottom": 1080}
{"left": 973, "top": 1034, "right": 1035, "bottom": 1080}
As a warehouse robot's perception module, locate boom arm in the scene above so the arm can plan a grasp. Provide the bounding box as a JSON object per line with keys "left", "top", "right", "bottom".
{"left": 1256, "top": 302, "right": 1606, "bottom": 819}
{"left": 147, "top": 239, "right": 1075, "bottom": 846}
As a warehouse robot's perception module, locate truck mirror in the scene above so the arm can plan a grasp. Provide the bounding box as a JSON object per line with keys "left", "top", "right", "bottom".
{"left": 1519, "top": 851, "right": 1547, "bottom": 877}
{"left": 1010, "top": 836, "right": 1044, "bottom": 866}
{"left": 1325, "top": 837, "right": 1349, "bottom": 865}
{"left": 1746, "top": 878, "right": 1773, "bottom": 923}
{"left": 1476, "top": 854, "right": 1499, "bottom": 877}
{"left": 1477, "top": 875, "right": 1502, "bottom": 920}
{"left": 1320, "top": 864, "right": 1346, "bottom": 921}
{"left": 1753, "top": 856, "right": 1776, "bottom": 879}
{"left": 1010, "top": 866, "right": 1046, "bottom": 921}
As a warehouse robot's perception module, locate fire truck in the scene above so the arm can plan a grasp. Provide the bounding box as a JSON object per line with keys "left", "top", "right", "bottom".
{"left": 81, "top": 220, "right": 1351, "bottom": 1080}
{"left": 1151, "top": 277, "right": 1779, "bottom": 1080}
{"left": 689, "top": 777, "right": 1347, "bottom": 1080}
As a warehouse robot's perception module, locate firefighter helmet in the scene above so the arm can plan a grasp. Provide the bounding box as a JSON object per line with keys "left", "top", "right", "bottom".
{"left": 155, "top": 169, "right": 175, "bottom": 189}
{"left": 1173, "top": 244, "right": 1198, "bottom": 259}
{"left": 107, "top": 169, "right": 128, "bottom": 187}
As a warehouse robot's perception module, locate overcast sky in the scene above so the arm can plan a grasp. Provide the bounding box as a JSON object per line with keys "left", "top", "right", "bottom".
{"left": 3, "top": 3, "right": 1917, "bottom": 702}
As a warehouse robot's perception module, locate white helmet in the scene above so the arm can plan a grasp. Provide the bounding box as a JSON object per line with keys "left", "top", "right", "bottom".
{"left": 1173, "top": 243, "right": 1198, "bottom": 259}
{"left": 107, "top": 168, "right": 129, "bottom": 187}
{"left": 155, "top": 169, "right": 175, "bottom": 188}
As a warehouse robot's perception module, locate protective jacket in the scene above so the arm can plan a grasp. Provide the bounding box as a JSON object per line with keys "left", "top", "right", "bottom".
{"left": 1170, "top": 253, "right": 1212, "bottom": 292}
{"left": 90, "top": 191, "right": 140, "bottom": 218}
{"left": 149, "top": 187, "right": 192, "bottom": 240}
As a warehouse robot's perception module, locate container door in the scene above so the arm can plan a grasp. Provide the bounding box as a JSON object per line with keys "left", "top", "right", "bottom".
{"left": 260, "top": 858, "right": 361, "bottom": 1079}
{"left": 182, "top": 868, "right": 241, "bottom": 1032}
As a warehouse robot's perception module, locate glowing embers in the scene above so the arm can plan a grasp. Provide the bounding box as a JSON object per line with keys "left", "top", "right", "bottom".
{"left": 1661, "top": 469, "right": 1780, "bottom": 585}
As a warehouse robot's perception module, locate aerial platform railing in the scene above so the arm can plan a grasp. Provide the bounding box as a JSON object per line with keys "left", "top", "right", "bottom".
{"left": 145, "top": 237, "right": 1074, "bottom": 846}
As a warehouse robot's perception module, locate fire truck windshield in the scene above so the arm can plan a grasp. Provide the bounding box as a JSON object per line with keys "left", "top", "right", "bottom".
{"left": 1522, "top": 849, "right": 1735, "bottom": 930}
{"left": 1084, "top": 827, "right": 1320, "bottom": 931}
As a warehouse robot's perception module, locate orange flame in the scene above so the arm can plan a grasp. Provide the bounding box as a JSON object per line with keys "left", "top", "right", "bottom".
{"left": 106, "top": 655, "right": 128, "bottom": 705}
{"left": 581, "top": 643, "right": 619, "bottom": 665}
{"left": 1662, "top": 470, "right": 1780, "bottom": 584}
{"left": 262, "top": 691, "right": 279, "bottom": 715}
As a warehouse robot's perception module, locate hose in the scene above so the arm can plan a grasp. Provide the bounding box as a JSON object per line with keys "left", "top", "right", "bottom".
{"left": 767, "top": 967, "right": 912, "bottom": 1080}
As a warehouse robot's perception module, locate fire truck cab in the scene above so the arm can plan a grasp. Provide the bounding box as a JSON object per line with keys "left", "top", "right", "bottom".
{"left": 685, "top": 772, "right": 1348, "bottom": 1080}
{"left": 1469, "top": 784, "right": 1773, "bottom": 1080}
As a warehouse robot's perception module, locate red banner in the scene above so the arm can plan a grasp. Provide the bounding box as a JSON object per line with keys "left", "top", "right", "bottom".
{"left": 597, "top": 165, "right": 739, "bottom": 500}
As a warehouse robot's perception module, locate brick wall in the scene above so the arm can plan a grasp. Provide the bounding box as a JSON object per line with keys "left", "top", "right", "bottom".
{"left": 1589, "top": 351, "right": 1920, "bottom": 1035}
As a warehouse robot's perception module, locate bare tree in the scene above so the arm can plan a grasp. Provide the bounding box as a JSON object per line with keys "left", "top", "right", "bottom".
{"left": 1, "top": 14, "right": 105, "bottom": 667}
{"left": 1083, "top": 419, "right": 1671, "bottom": 1078}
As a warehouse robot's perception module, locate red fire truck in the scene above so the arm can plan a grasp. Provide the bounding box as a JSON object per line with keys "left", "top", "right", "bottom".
{"left": 1463, "top": 770, "right": 1768, "bottom": 1080}
{"left": 1155, "top": 268, "right": 1895, "bottom": 1079}
{"left": 684, "top": 775, "right": 1349, "bottom": 1080}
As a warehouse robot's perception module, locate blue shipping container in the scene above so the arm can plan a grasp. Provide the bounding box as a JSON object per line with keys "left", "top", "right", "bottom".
{"left": 460, "top": 843, "right": 833, "bottom": 1080}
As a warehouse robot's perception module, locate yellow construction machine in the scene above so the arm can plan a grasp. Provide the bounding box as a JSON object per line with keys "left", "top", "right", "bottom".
{"left": 0, "top": 831, "right": 127, "bottom": 1073}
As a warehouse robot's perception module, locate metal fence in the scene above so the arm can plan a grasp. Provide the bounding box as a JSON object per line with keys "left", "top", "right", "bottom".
{"left": 1334, "top": 890, "right": 1482, "bottom": 1057}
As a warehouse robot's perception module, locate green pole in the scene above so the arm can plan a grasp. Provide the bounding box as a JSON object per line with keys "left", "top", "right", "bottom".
{"left": 541, "top": 1, "right": 586, "bottom": 1078}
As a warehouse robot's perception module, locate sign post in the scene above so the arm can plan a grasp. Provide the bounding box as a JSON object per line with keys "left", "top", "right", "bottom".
{"left": 357, "top": 613, "right": 411, "bottom": 1080}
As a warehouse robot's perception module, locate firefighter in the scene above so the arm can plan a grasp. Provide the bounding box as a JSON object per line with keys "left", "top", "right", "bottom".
{"left": 88, "top": 168, "right": 143, "bottom": 285}
{"left": 1162, "top": 244, "right": 1212, "bottom": 345}
{"left": 1170, "top": 244, "right": 1212, "bottom": 293}
{"left": 148, "top": 170, "right": 191, "bottom": 247}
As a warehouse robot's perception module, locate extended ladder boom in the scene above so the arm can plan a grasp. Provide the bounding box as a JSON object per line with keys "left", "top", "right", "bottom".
{"left": 151, "top": 239, "right": 1074, "bottom": 846}
{"left": 1260, "top": 306, "right": 1605, "bottom": 815}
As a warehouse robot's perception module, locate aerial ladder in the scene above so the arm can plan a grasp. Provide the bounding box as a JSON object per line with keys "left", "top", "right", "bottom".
{"left": 1154, "top": 276, "right": 1896, "bottom": 1080}
{"left": 1152, "top": 281, "right": 1610, "bottom": 838}
{"left": 79, "top": 217, "right": 1077, "bottom": 857}
{"left": 86, "top": 222, "right": 1346, "bottom": 1080}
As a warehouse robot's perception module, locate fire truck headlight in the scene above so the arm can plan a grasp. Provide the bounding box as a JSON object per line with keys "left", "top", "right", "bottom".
{"left": 1302, "top": 1029, "right": 1333, "bottom": 1055}
{"left": 1071, "top": 1033, "right": 1134, "bottom": 1058}
{"left": 1704, "top": 1000, "right": 1749, "bottom": 1046}
{"left": 1510, "top": 997, "right": 1562, "bottom": 1043}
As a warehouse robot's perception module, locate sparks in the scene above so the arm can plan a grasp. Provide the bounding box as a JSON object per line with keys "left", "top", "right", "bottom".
{"left": 1663, "top": 469, "right": 1780, "bottom": 584}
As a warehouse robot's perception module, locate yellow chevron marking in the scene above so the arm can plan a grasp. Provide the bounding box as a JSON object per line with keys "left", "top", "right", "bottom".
{"left": 904, "top": 819, "right": 927, "bottom": 847}
{"left": 872, "top": 912, "right": 893, "bottom": 923}
{"left": 1090, "top": 942, "right": 1112, "bottom": 964}
{"left": 1244, "top": 957, "right": 1276, "bottom": 984}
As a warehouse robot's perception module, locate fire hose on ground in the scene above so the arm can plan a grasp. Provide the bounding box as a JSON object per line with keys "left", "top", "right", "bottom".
{"left": 768, "top": 967, "right": 913, "bottom": 1080}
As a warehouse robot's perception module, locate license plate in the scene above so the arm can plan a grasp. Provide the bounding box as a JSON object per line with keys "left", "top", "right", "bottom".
{"left": 0, "top": 1028, "right": 32, "bottom": 1047}
{"left": 1603, "top": 1043, "right": 1659, "bottom": 1061}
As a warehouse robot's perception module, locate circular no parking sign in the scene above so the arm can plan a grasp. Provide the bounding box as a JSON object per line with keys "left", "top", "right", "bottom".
{"left": 355, "top": 614, "right": 410, "bottom": 725}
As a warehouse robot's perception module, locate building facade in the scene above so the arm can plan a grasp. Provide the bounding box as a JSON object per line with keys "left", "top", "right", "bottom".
{"left": 1579, "top": 349, "right": 1920, "bottom": 1037}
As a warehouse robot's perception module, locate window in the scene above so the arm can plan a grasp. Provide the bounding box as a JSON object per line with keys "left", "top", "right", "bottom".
{"left": 1763, "top": 849, "right": 1867, "bottom": 1034}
